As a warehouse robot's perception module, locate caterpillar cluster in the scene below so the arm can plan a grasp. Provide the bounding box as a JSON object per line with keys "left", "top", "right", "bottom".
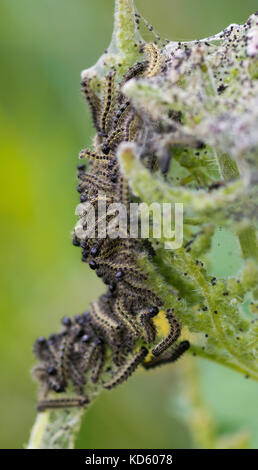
{"left": 33, "top": 43, "right": 190, "bottom": 411}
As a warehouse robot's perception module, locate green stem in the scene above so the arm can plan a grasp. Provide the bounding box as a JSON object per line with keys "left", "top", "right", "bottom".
{"left": 238, "top": 225, "right": 258, "bottom": 262}
{"left": 216, "top": 151, "right": 240, "bottom": 180}
{"left": 180, "top": 355, "right": 251, "bottom": 448}
{"left": 191, "top": 345, "right": 258, "bottom": 381}
{"left": 112, "top": 0, "right": 141, "bottom": 56}
{"left": 27, "top": 408, "right": 85, "bottom": 449}
{"left": 181, "top": 357, "right": 216, "bottom": 449}
{"left": 93, "top": 0, "right": 142, "bottom": 78}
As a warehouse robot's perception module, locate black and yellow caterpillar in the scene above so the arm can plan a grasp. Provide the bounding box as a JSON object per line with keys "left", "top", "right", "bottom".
{"left": 33, "top": 44, "right": 189, "bottom": 411}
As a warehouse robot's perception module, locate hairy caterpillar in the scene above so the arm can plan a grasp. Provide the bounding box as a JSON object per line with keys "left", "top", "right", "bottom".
{"left": 33, "top": 42, "right": 190, "bottom": 411}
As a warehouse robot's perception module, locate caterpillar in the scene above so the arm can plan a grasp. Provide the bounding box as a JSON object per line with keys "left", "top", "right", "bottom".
{"left": 33, "top": 43, "right": 190, "bottom": 411}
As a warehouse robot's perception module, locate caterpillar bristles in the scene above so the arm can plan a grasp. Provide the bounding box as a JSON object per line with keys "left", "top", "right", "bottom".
{"left": 100, "top": 72, "right": 116, "bottom": 135}
{"left": 37, "top": 396, "right": 89, "bottom": 412}
{"left": 103, "top": 347, "right": 148, "bottom": 390}
{"left": 142, "top": 43, "right": 162, "bottom": 78}
{"left": 33, "top": 42, "right": 190, "bottom": 410}
{"left": 152, "top": 309, "right": 181, "bottom": 357}
{"left": 143, "top": 341, "right": 190, "bottom": 370}
{"left": 81, "top": 78, "right": 101, "bottom": 132}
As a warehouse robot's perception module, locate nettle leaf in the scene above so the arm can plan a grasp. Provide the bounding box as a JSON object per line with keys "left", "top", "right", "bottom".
{"left": 119, "top": 9, "right": 258, "bottom": 381}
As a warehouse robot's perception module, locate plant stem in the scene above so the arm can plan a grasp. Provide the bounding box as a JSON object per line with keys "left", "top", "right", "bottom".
{"left": 190, "top": 345, "right": 258, "bottom": 381}
{"left": 92, "top": 0, "right": 142, "bottom": 78}
{"left": 238, "top": 225, "right": 258, "bottom": 262}
{"left": 112, "top": 0, "right": 141, "bottom": 57}
{"left": 180, "top": 355, "right": 250, "bottom": 448}
{"left": 216, "top": 152, "right": 239, "bottom": 180}
{"left": 27, "top": 408, "right": 85, "bottom": 449}
{"left": 180, "top": 356, "right": 216, "bottom": 449}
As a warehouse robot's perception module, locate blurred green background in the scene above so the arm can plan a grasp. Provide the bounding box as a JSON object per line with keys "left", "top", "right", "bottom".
{"left": 0, "top": 0, "right": 258, "bottom": 449}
